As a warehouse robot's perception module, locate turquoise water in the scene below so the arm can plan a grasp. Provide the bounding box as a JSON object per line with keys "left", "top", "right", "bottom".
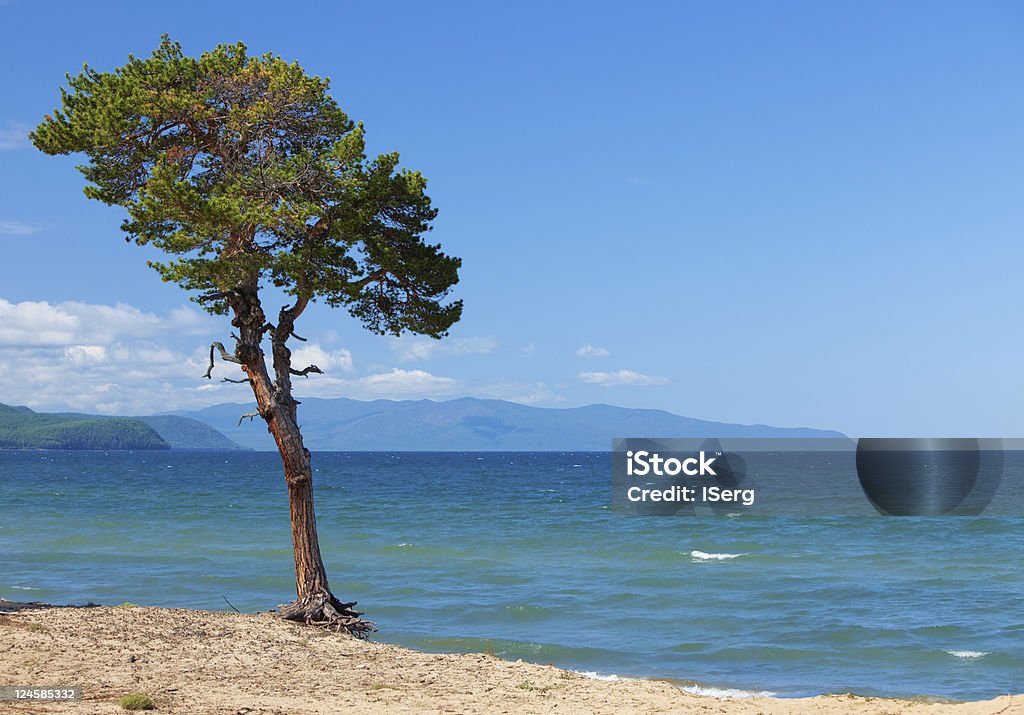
{"left": 1, "top": 450, "right": 1022, "bottom": 700}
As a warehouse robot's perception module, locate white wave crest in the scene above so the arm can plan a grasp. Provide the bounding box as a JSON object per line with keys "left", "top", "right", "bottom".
{"left": 575, "top": 671, "right": 624, "bottom": 681}
{"left": 690, "top": 550, "right": 744, "bottom": 561}
{"left": 946, "top": 650, "right": 989, "bottom": 659}
{"left": 10, "top": 586, "right": 41, "bottom": 591}
{"left": 682, "top": 684, "right": 776, "bottom": 699}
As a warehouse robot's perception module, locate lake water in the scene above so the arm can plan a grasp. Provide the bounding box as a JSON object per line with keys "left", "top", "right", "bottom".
{"left": 1, "top": 450, "right": 1022, "bottom": 700}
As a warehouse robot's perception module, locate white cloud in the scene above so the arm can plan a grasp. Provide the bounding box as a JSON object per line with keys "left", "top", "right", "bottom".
{"left": 578, "top": 369, "right": 669, "bottom": 387}
{"left": 295, "top": 368, "right": 457, "bottom": 400}
{"left": 0, "top": 299, "right": 567, "bottom": 412}
{"left": 575, "top": 343, "right": 610, "bottom": 358}
{"left": 391, "top": 336, "right": 496, "bottom": 361}
{"left": 0, "top": 299, "right": 237, "bottom": 414}
{"left": 166, "top": 306, "right": 216, "bottom": 333}
{"left": 0, "top": 298, "right": 468, "bottom": 411}
{"left": 0, "top": 220, "right": 41, "bottom": 235}
{"left": 290, "top": 342, "right": 354, "bottom": 373}
{"left": 359, "top": 368, "right": 456, "bottom": 395}
{"left": 292, "top": 370, "right": 565, "bottom": 405}
{"left": 64, "top": 345, "right": 108, "bottom": 365}
{"left": 0, "top": 123, "right": 29, "bottom": 151}
{"left": 0, "top": 340, "right": 221, "bottom": 415}
{"left": 0, "top": 299, "right": 217, "bottom": 347}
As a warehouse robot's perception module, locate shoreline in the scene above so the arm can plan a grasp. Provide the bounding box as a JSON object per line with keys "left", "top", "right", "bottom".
{"left": 1, "top": 601, "right": 1021, "bottom": 714}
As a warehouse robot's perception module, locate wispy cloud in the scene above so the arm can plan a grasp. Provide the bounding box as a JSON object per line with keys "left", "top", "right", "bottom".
{"left": 0, "top": 220, "right": 41, "bottom": 235}
{"left": 470, "top": 380, "right": 561, "bottom": 404}
{"left": 293, "top": 370, "right": 563, "bottom": 405}
{"left": 575, "top": 343, "right": 610, "bottom": 358}
{"left": 391, "top": 335, "right": 497, "bottom": 361}
{"left": 0, "top": 122, "right": 30, "bottom": 151}
{"left": 578, "top": 369, "right": 669, "bottom": 387}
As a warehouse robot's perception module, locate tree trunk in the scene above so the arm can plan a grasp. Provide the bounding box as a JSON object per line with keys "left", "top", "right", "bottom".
{"left": 268, "top": 415, "right": 371, "bottom": 635}
{"left": 224, "top": 283, "right": 374, "bottom": 637}
{"left": 286, "top": 465, "right": 329, "bottom": 598}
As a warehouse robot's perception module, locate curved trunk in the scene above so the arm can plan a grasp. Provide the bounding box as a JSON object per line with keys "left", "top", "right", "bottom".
{"left": 266, "top": 405, "right": 329, "bottom": 599}
{"left": 225, "top": 284, "right": 374, "bottom": 636}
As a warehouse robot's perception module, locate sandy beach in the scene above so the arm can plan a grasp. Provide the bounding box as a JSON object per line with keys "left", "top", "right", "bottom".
{"left": 0, "top": 601, "right": 1020, "bottom": 714}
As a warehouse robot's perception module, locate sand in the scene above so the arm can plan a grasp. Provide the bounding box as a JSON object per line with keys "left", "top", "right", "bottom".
{"left": 1, "top": 601, "right": 1021, "bottom": 714}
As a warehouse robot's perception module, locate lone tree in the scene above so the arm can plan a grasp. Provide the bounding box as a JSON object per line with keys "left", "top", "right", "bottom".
{"left": 32, "top": 37, "right": 462, "bottom": 635}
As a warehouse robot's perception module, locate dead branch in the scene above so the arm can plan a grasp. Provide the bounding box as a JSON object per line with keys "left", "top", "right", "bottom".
{"left": 290, "top": 331, "right": 308, "bottom": 342}
{"left": 290, "top": 364, "right": 323, "bottom": 377}
{"left": 221, "top": 377, "right": 252, "bottom": 384}
{"left": 203, "top": 341, "right": 242, "bottom": 379}
{"left": 238, "top": 411, "right": 260, "bottom": 426}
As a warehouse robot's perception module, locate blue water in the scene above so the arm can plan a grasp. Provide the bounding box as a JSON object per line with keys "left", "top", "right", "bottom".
{"left": 1, "top": 451, "right": 1022, "bottom": 700}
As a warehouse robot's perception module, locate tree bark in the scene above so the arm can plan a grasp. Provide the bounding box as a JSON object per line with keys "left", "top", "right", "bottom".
{"left": 221, "top": 283, "right": 374, "bottom": 636}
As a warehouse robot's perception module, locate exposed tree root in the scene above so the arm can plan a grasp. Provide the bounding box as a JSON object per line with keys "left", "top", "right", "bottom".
{"left": 276, "top": 591, "right": 376, "bottom": 638}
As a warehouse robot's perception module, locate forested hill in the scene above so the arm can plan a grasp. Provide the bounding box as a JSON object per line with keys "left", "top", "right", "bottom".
{"left": 0, "top": 404, "right": 243, "bottom": 451}
{"left": 0, "top": 403, "right": 168, "bottom": 450}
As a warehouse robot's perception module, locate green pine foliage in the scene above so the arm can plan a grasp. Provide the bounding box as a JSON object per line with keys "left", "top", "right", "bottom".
{"left": 32, "top": 36, "right": 461, "bottom": 337}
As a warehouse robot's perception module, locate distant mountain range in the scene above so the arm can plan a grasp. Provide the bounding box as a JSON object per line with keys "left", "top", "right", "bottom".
{"left": 174, "top": 397, "right": 844, "bottom": 451}
{"left": 134, "top": 415, "right": 245, "bottom": 450}
{"left": 0, "top": 403, "right": 244, "bottom": 451}
{"left": 1, "top": 398, "right": 843, "bottom": 452}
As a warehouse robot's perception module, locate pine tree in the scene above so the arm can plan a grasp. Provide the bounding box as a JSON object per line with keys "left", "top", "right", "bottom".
{"left": 32, "top": 37, "right": 462, "bottom": 634}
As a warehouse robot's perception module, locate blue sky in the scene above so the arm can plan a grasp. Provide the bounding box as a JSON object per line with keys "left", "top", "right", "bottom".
{"left": 0, "top": 1, "right": 1022, "bottom": 436}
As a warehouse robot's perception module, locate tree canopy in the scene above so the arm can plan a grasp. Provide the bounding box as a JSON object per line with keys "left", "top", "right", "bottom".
{"left": 32, "top": 36, "right": 461, "bottom": 337}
